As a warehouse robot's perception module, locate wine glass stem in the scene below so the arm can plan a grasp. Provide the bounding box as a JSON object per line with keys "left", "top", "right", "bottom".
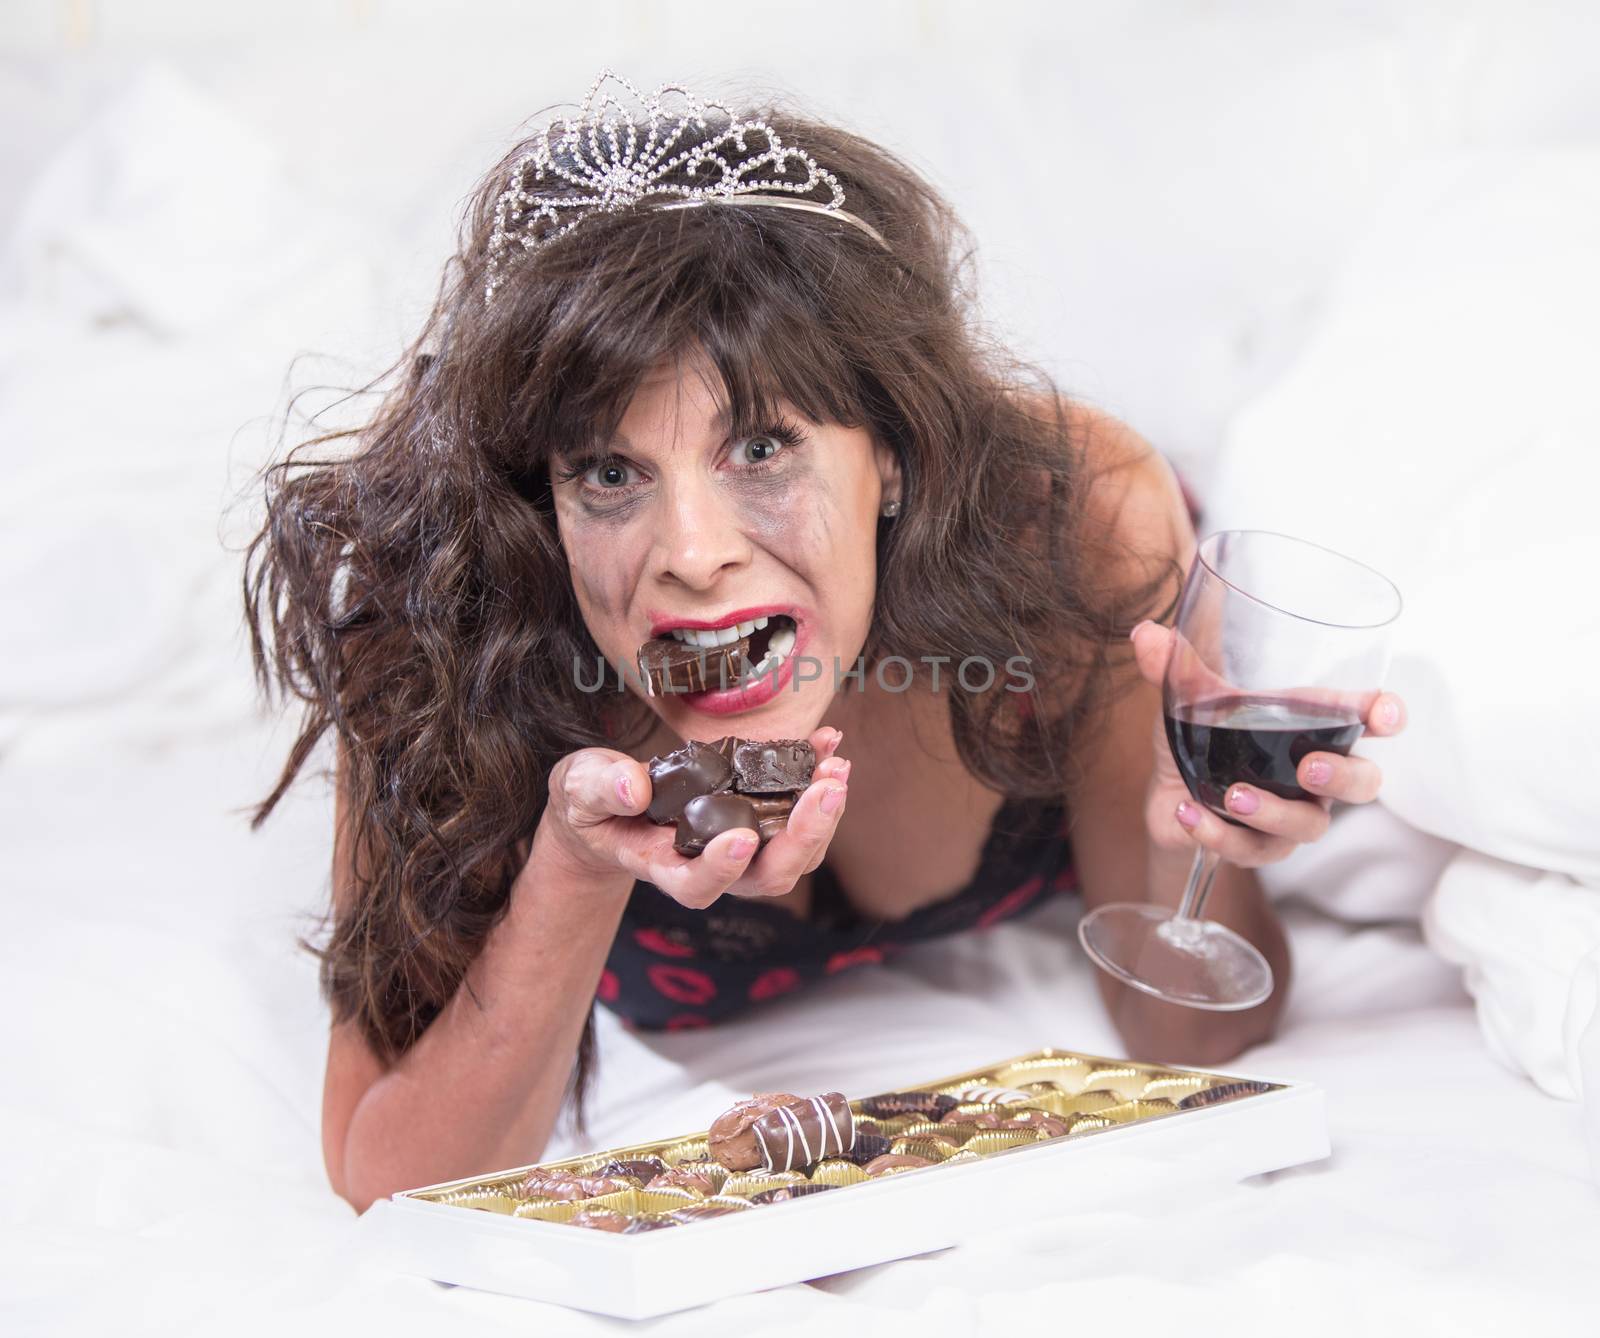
{"left": 1173, "top": 845, "right": 1224, "bottom": 924}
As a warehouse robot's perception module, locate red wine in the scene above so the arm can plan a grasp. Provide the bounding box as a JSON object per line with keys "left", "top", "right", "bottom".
{"left": 1164, "top": 694, "right": 1363, "bottom": 816}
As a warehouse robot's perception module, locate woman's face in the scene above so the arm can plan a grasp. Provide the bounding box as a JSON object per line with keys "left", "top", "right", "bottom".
{"left": 551, "top": 350, "right": 899, "bottom": 740}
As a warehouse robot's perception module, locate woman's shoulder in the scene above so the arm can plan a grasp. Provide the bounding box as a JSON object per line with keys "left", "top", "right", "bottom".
{"left": 1014, "top": 391, "right": 1194, "bottom": 571}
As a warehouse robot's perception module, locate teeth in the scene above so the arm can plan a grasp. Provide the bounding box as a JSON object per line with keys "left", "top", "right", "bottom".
{"left": 666, "top": 615, "right": 787, "bottom": 646}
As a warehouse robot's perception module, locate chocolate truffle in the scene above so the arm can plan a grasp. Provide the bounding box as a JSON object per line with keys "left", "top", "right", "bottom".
{"left": 595, "top": 1156, "right": 670, "bottom": 1184}
{"left": 709, "top": 1092, "right": 856, "bottom": 1172}
{"left": 569, "top": 1208, "right": 630, "bottom": 1233}
{"left": 730, "top": 739, "right": 817, "bottom": 792}
{"left": 673, "top": 792, "right": 761, "bottom": 856}
{"left": 641, "top": 735, "right": 817, "bottom": 858}
{"left": 844, "top": 1132, "right": 893, "bottom": 1166}
{"left": 647, "top": 1162, "right": 722, "bottom": 1196}
{"left": 862, "top": 1152, "right": 935, "bottom": 1177}
{"left": 646, "top": 740, "right": 734, "bottom": 824}
{"left": 520, "top": 1169, "right": 632, "bottom": 1201}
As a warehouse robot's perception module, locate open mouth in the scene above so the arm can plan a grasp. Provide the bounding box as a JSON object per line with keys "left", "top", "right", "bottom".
{"left": 638, "top": 614, "right": 799, "bottom": 697}
{"left": 660, "top": 614, "right": 797, "bottom": 680}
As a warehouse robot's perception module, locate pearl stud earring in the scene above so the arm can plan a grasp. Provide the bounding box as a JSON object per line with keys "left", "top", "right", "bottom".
{"left": 880, "top": 498, "right": 901, "bottom": 518}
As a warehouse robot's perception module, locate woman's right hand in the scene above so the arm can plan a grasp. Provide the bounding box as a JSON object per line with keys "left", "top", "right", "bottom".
{"left": 535, "top": 727, "right": 849, "bottom": 910}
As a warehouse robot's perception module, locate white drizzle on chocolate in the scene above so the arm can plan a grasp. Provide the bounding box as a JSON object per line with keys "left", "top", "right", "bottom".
{"left": 752, "top": 1094, "right": 855, "bottom": 1172}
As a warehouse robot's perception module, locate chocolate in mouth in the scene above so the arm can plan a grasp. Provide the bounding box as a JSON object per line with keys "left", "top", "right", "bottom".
{"left": 636, "top": 614, "right": 796, "bottom": 697}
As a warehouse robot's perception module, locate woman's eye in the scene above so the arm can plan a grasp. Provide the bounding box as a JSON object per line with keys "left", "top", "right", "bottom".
{"left": 584, "top": 458, "right": 636, "bottom": 490}
{"left": 734, "top": 433, "right": 788, "bottom": 466}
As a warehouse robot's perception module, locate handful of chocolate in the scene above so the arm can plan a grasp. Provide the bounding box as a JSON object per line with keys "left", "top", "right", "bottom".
{"left": 646, "top": 736, "right": 816, "bottom": 857}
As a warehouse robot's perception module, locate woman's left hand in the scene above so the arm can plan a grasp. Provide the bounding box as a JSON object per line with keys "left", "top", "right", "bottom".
{"left": 1130, "top": 620, "right": 1408, "bottom": 868}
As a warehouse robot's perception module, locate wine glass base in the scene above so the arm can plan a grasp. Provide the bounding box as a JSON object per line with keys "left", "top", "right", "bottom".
{"left": 1077, "top": 902, "right": 1273, "bottom": 1011}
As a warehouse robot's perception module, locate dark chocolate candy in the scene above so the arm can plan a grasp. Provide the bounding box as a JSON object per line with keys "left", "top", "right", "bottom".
{"left": 673, "top": 792, "right": 761, "bottom": 856}
{"left": 858, "top": 1091, "right": 958, "bottom": 1121}
{"left": 569, "top": 1208, "right": 630, "bottom": 1232}
{"left": 709, "top": 1094, "right": 802, "bottom": 1171}
{"left": 843, "top": 1132, "right": 892, "bottom": 1165}
{"left": 1178, "top": 1081, "right": 1275, "bottom": 1109}
{"left": 647, "top": 1162, "right": 722, "bottom": 1196}
{"left": 637, "top": 636, "right": 751, "bottom": 697}
{"left": 520, "top": 1169, "right": 632, "bottom": 1201}
{"left": 732, "top": 736, "right": 819, "bottom": 790}
{"left": 646, "top": 741, "right": 734, "bottom": 824}
{"left": 748, "top": 1092, "right": 855, "bottom": 1172}
{"left": 731, "top": 739, "right": 817, "bottom": 792}
{"left": 644, "top": 735, "right": 816, "bottom": 858}
{"left": 596, "top": 1156, "right": 670, "bottom": 1184}
{"left": 862, "top": 1152, "right": 935, "bottom": 1177}
{"left": 709, "top": 1092, "right": 856, "bottom": 1172}
{"left": 749, "top": 1183, "right": 835, "bottom": 1205}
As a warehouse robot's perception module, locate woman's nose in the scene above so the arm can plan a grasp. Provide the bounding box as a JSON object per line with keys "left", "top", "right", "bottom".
{"left": 651, "top": 477, "right": 750, "bottom": 589}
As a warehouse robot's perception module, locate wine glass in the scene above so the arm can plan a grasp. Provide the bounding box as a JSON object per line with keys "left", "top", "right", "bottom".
{"left": 1077, "top": 529, "right": 1402, "bottom": 1010}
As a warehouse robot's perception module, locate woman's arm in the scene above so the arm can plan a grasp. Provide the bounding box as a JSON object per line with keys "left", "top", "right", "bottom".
{"left": 1061, "top": 411, "right": 1290, "bottom": 1065}
{"left": 322, "top": 729, "right": 851, "bottom": 1211}
{"left": 322, "top": 759, "right": 635, "bottom": 1213}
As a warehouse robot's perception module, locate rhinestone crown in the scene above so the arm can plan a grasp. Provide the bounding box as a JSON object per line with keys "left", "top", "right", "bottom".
{"left": 483, "top": 68, "right": 892, "bottom": 306}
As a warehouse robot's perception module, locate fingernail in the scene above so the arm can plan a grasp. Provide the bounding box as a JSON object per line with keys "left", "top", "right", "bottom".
{"left": 1176, "top": 800, "right": 1202, "bottom": 830}
{"left": 821, "top": 785, "right": 847, "bottom": 816}
{"left": 1305, "top": 760, "right": 1332, "bottom": 786}
{"left": 838, "top": 759, "right": 852, "bottom": 782}
{"left": 1225, "top": 785, "right": 1259, "bottom": 815}
{"left": 1129, "top": 620, "right": 1150, "bottom": 642}
{"left": 616, "top": 774, "right": 633, "bottom": 806}
{"left": 728, "top": 836, "right": 757, "bottom": 860}
{"left": 1379, "top": 699, "right": 1401, "bottom": 727}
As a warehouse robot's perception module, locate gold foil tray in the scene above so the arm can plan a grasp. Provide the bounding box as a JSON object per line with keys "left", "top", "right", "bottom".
{"left": 398, "top": 1047, "right": 1282, "bottom": 1234}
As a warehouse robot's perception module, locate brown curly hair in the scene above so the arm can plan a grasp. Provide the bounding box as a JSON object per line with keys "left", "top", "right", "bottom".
{"left": 243, "top": 87, "right": 1178, "bottom": 1129}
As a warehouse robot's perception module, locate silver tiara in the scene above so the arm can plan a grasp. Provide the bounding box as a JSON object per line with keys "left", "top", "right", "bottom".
{"left": 483, "top": 68, "right": 892, "bottom": 306}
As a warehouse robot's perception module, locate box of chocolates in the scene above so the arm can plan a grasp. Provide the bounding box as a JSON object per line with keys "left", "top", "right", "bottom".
{"left": 364, "top": 1047, "right": 1328, "bottom": 1318}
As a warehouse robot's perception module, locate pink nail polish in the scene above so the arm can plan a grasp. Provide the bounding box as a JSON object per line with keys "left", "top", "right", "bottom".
{"left": 1305, "top": 760, "right": 1332, "bottom": 786}
{"left": 1379, "top": 699, "right": 1401, "bottom": 727}
{"left": 838, "top": 759, "right": 853, "bottom": 782}
{"left": 1226, "top": 786, "right": 1259, "bottom": 815}
{"left": 821, "top": 785, "right": 847, "bottom": 816}
{"left": 728, "top": 836, "right": 757, "bottom": 860}
{"left": 616, "top": 774, "right": 633, "bottom": 806}
{"left": 1176, "top": 800, "right": 1201, "bottom": 830}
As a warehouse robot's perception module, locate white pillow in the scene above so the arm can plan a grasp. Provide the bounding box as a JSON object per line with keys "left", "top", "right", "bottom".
{"left": 1204, "top": 148, "right": 1600, "bottom": 882}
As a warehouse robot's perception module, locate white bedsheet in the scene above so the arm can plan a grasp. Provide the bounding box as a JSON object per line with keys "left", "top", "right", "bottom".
{"left": 3, "top": 738, "right": 1595, "bottom": 1336}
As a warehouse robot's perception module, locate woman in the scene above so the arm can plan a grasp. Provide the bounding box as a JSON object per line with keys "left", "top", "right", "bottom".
{"left": 244, "top": 72, "right": 1405, "bottom": 1212}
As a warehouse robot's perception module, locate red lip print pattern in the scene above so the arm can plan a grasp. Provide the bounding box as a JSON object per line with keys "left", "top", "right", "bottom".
{"left": 747, "top": 967, "right": 802, "bottom": 1001}
{"left": 634, "top": 927, "right": 695, "bottom": 958}
{"left": 647, "top": 964, "right": 718, "bottom": 1005}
